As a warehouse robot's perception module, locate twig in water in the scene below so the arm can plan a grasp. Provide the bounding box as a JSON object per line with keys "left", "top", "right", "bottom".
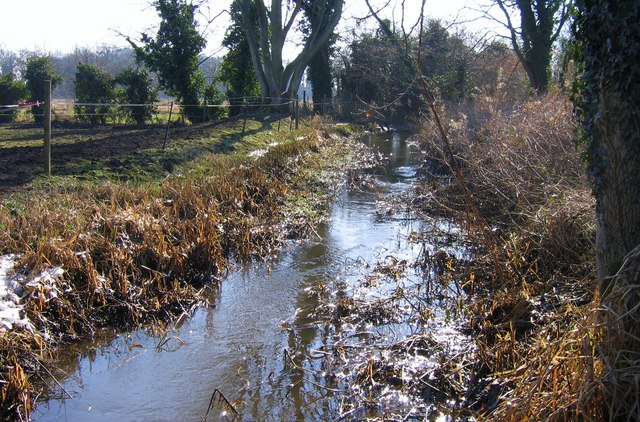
{"left": 333, "top": 405, "right": 368, "bottom": 422}
{"left": 201, "top": 388, "right": 239, "bottom": 421}
{"left": 29, "top": 353, "right": 73, "bottom": 399}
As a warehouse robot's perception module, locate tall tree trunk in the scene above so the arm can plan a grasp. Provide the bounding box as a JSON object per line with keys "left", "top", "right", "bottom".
{"left": 239, "top": 0, "right": 343, "bottom": 108}
{"left": 594, "top": 91, "right": 640, "bottom": 281}
{"left": 522, "top": 35, "right": 552, "bottom": 94}
{"left": 576, "top": 0, "right": 640, "bottom": 280}
{"left": 496, "top": 0, "right": 569, "bottom": 94}
{"left": 594, "top": 86, "right": 640, "bottom": 420}
{"left": 308, "top": 46, "right": 332, "bottom": 113}
{"left": 576, "top": 0, "right": 640, "bottom": 418}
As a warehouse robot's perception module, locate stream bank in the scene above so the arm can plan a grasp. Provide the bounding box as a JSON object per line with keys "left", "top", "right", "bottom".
{"left": 30, "top": 130, "right": 475, "bottom": 421}
{"left": 1, "top": 119, "right": 368, "bottom": 420}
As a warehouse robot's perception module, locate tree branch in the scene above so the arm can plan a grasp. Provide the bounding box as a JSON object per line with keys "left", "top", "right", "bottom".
{"left": 495, "top": 0, "right": 527, "bottom": 65}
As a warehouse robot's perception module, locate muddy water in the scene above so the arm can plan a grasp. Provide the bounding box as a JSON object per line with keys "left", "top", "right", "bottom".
{"left": 34, "top": 131, "right": 468, "bottom": 421}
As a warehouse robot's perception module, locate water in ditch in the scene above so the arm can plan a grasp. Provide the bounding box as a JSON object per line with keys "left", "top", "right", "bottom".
{"left": 34, "top": 131, "right": 471, "bottom": 421}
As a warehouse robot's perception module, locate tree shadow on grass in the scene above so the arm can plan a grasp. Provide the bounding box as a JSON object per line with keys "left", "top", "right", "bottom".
{"left": 0, "top": 114, "right": 288, "bottom": 193}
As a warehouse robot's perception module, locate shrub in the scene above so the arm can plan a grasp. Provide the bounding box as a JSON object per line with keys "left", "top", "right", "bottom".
{"left": 115, "top": 67, "right": 158, "bottom": 125}
{"left": 74, "top": 62, "right": 117, "bottom": 124}
{"left": 23, "top": 56, "right": 63, "bottom": 123}
{"left": 202, "top": 82, "right": 227, "bottom": 122}
{"left": 0, "top": 73, "right": 27, "bottom": 122}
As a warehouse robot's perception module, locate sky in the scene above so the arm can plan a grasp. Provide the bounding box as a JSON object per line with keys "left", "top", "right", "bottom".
{"left": 0, "top": 0, "right": 491, "bottom": 57}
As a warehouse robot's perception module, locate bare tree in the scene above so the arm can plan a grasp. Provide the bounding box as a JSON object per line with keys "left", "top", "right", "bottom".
{"left": 238, "top": 0, "right": 344, "bottom": 105}
{"left": 490, "top": 0, "right": 571, "bottom": 94}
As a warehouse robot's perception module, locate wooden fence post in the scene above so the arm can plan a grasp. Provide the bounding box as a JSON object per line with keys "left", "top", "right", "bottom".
{"left": 163, "top": 101, "right": 174, "bottom": 150}
{"left": 295, "top": 97, "right": 300, "bottom": 130}
{"left": 242, "top": 103, "right": 248, "bottom": 137}
{"left": 43, "top": 80, "right": 51, "bottom": 177}
{"left": 203, "top": 99, "right": 206, "bottom": 123}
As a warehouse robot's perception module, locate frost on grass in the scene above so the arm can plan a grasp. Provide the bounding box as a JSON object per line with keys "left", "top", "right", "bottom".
{"left": 1, "top": 255, "right": 28, "bottom": 331}
{"left": 1, "top": 254, "right": 65, "bottom": 333}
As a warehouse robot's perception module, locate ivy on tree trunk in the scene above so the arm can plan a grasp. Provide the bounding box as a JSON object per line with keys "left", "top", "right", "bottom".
{"left": 574, "top": 0, "right": 640, "bottom": 281}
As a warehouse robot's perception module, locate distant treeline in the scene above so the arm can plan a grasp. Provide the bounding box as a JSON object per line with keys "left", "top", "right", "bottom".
{"left": 0, "top": 46, "right": 220, "bottom": 99}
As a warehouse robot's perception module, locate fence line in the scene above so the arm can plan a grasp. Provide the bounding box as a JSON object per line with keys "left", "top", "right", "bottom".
{"left": 3, "top": 98, "right": 356, "bottom": 116}
{"left": 0, "top": 101, "right": 44, "bottom": 109}
{"left": 3, "top": 97, "right": 361, "bottom": 125}
{"left": 53, "top": 98, "right": 297, "bottom": 109}
{"left": 1, "top": 88, "right": 368, "bottom": 181}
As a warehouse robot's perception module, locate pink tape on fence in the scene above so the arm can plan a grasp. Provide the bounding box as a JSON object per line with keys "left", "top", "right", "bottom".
{"left": 0, "top": 101, "right": 43, "bottom": 108}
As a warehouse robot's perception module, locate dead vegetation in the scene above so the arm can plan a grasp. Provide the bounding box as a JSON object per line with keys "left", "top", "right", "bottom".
{"left": 599, "top": 245, "right": 640, "bottom": 421}
{"left": 0, "top": 117, "right": 365, "bottom": 420}
{"left": 415, "top": 92, "right": 607, "bottom": 420}
{"left": 281, "top": 227, "right": 475, "bottom": 420}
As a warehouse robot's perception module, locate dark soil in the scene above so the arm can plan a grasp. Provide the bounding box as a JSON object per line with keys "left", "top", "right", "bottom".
{"left": 0, "top": 119, "right": 252, "bottom": 193}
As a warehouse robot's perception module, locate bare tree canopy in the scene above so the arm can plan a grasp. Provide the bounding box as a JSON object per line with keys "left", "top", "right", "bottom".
{"left": 238, "top": 0, "right": 344, "bottom": 103}
{"left": 492, "top": 0, "right": 570, "bottom": 93}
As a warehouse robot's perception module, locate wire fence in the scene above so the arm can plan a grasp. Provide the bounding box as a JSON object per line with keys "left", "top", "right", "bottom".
{"left": 1, "top": 96, "right": 358, "bottom": 122}
{"left": 0, "top": 95, "right": 362, "bottom": 188}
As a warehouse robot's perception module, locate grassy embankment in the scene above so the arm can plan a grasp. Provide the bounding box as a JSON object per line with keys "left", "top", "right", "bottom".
{"left": 0, "top": 116, "right": 365, "bottom": 420}
{"left": 417, "top": 92, "right": 605, "bottom": 420}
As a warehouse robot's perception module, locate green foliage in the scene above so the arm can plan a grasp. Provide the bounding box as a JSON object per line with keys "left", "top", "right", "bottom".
{"left": 218, "top": 0, "right": 260, "bottom": 116}
{"left": 0, "top": 72, "right": 27, "bottom": 122}
{"left": 307, "top": 48, "right": 332, "bottom": 110}
{"left": 419, "top": 20, "right": 471, "bottom": 101}
{"left": 23, "top": 55, "right": 63, "bottom": 123}
{"left": 74, "top": 63, "right": 117, "bottom": 124}
{"left": 202, "top": 82, "right": 228, "bottom": 121}
{"left": 115, "top": 67, "right": 159, "bottom": 125}
{"left": 338, "top": 17, "right": 534, "bottom": 121}
{"left": 337, "top": 18, "right": 480, "bottom": 122}
{"left": 131, "top": 0, "right": 206, "bottom": 123}
{"left": 336, "top": 26, "right": 420, "bottom": 123}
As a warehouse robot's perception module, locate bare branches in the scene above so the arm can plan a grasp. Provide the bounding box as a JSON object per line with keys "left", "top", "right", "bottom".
{"left": 360, "top": 0, "right": 392, "bottom": 21}
{"left": 363, "top": 0, "right": 398, "bottom": 43}
{"left": 481, "top": 0, "right": 572, "bottom": 93}
{"left": 494, "top": 0, "right": 526, "bottom": 63}
{"left": 282, "top": 0, "right": 303, "bottom": 38}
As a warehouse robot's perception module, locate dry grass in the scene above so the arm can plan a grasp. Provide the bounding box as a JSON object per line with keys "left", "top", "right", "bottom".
{"left": 599, "top": 244, "right": 640, "bottom": 420}
{"left": 416, "top": 92, "right": 608, "bottom": 420}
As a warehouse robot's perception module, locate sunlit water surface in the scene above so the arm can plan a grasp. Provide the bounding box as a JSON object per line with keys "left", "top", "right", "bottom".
{"left": 34, "top": 131, "right": 469, "bottom": 421}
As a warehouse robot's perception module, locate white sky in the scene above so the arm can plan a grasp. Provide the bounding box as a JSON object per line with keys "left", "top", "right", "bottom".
{"left": 0, "top": 0, "right": 492, "bottom": 56}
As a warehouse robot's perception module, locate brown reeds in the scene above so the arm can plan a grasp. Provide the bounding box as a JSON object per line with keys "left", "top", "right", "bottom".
{"left": 600, "top": 244, "right": 640, "bottom": 420}
{"left": 417, "top": 92, "right": 603, "bottom": 419}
